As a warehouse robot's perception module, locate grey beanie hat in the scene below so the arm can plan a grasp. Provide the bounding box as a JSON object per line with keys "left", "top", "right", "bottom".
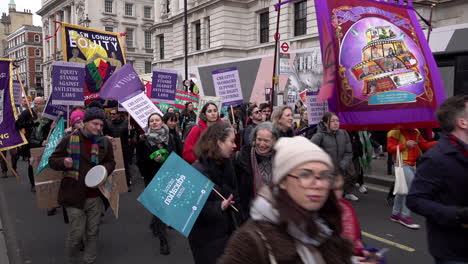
{"left": 84, "top": 107, "right": 106, "bottom": 122}
{"left": 272, "top": 136, "right": 334, "bottom": 184}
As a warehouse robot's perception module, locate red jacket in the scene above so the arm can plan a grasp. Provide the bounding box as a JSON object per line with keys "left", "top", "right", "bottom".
{"left": 182, "top": 120, "right": 208, "bottom": 164}
{"left": 387, "top": 129, "right": 437, "bottom": 166}
{"left": 339, "top": 198, "right": 364, "bottom": 256}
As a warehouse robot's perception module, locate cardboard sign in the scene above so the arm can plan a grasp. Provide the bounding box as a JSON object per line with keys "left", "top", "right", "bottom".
{"left": 31, "top": 147, "right": 62, "bottom": 209}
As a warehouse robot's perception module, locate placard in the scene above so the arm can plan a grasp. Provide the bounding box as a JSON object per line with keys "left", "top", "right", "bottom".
{"left": 51, "top": 61, "right": 85, "bottom": 106}
{"left": 120, "top": 92, "right": 162, "bottom": 131}
{"left": 151, "top": 68, "right": 178, "bottom": 104}
{"left": 306, "top": 91, "right": 329, "bottom": 125}
{"left": 212, "top": 67, "right": 243, "bottom": 106}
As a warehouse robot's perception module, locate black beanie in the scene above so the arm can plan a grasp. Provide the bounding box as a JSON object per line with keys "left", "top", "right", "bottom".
{"left": 84, "top": 107, "right": 105, "bottom": 122}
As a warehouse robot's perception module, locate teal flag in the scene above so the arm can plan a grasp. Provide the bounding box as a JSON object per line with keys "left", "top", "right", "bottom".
{"left": 35, "top": 118, "right": 65, "bottom": 177}
{"left": 137, "top": 152, "right": 214, "bottom": 237}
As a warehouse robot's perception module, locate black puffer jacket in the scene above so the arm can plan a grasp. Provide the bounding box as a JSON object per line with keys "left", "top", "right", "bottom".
{"left": 311, "top": 122, "right": 353, "bottom": 173}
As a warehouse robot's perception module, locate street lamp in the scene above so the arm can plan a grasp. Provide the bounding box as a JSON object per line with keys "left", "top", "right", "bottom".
{"left": 83, "top": 14, "right": 91, "bottom": 27}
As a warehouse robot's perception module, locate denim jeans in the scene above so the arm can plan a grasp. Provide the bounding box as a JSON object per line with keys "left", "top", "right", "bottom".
{"left": 65, "top": 198, "right": 104, "bottom": 264}
{"left": 392, "top": 165, "right": 415, "bottom": 218}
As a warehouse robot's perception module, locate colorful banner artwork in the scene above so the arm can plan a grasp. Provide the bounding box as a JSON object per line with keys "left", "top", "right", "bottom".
{"left": 138, "top": 153, "right": 214, "bottom": 237}
{"left": 61, "top": 23, "right": 126, "bottom": 103}
{"left": 0, "top": 59, "right": 27, "bottom": 151}
{"left": 51, "top": 61, "right": 85, "bottom": 106}
{"left": 314, "top": 0, "right": 446, "bottom": 130}
{"left": 99, "top": 64, "right": 145, "bottom": 101}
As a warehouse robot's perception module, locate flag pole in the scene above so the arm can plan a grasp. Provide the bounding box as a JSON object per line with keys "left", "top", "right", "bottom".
{"left": 0, "top": 152, "right": 19, "bottom": 179}
{"left": 212, "top": 188, "right": 239, "bottom": 212}
{"left": 14, "top": 67, "right": 33, "bottom": 117}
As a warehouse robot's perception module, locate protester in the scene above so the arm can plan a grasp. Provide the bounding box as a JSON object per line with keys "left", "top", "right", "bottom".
{"left": 163, "top": 112, "right": 183, "bottom": 156}
{"left": 15, "top": 96, "right": 48, "bottom": 192}
{"left": 180, "top": 102, "right": 197, "bottom": 138}
{"left": 136, "top": 112, "right": 177, "bottom": 255}
{"left": 242, "top": 104, "right": 263, "bottom": 146}
{"left": 387, "top": 128, "right": 436, "bottom": 229}
{"left": 259, "top": 103, "right": 272, "bottom": 121}
{"left": 235, "top": 121, "right": 278, "bottom": 220}
{"left": 189, "top": 122, "right": 241, "bottom": 264}
{"left": 407, "top": 95, "right": 468, "bottom": 263}
{"left": 219, "top": 136, "right": 358, "bottom": 264}
{"left": 182, "top": 102, "right": 220, "bottom": 164}
{"left": 166, "top": 107, "right": 175, "bottom": 113}
{"left": 66, "top": 109, "right": 85, "bottom": 134}
{"left": 104, "top": 108, "right": 133, "bottom": 188}
{"left": 49, "top": 104, "right": 115, "bottom": 264}
{"left": 312, "top": 112, "right": 356, "bottom": 201}
{"left": 271, "top": 105, "right": 294, "bottom": 138}
{"left": 294, "top": 109, "right": 315, "bottom": 139}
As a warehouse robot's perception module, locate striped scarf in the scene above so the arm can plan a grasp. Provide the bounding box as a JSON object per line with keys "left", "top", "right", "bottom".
{"left": 66, "top": 129, "right": 100, "bottom": 180}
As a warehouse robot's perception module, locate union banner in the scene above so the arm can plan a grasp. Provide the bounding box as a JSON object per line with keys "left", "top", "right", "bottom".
{"left": 61, "top": 23, "right": 126, "bottom": 103}
{"left": 314, "top": 0, "right": 446, "bottom": 130}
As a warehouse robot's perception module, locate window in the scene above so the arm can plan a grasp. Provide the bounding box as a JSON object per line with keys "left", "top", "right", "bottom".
{"left": 104, "top": 0, "right": 113, "bottom": 13}
{"left": 35, "top": 62, "right": 41, "bottom": 72}
{"left": 195, "top": 22, "right": 201, "bottom": 51}
{"left": 159, "top": 35, "right": 164, "bottom": 60}
{"left": 35, "top": 49, "right": 41, "bottom": 57}
{"left": 144, "top": 31, "right": 152, "bottom": 49}
{"left": 34, "top": 34, "right": 41, "bottom": 42}
{"left": 126, "top": 28, "right": 134, "bottom": 47}
{"left": 206, "top": 17, "right": 210, "bottom": 48}
{"left": 165, "top": 0, "right": 171, "bottom": 14}
{"left": 105, "top": 27, "right": 113, "bottom": 32}
{"left": 144, "top": 6, "right": 152, "bottom": 18}
{"left": 125, "top": 3, "right": 133, "bottom": 16}
{"left": 145, "top": 61, "right": 152, "bottom": 74}
{"left": 259, "top": 12, "right": 269, "bottom": 43}
{"left": 36, "top": 77, "right": 42, "bottom": 88}
{"left": 294, "top": 1, "right": 307, "bottom": 36}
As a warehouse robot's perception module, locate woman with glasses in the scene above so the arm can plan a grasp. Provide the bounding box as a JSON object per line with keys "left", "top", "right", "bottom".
{"left": 312, "top": 112, "right": 357, "bottom": 201}
{"left": 235, "top": 122, "right": 278, "bottom": 221}
{"left": 219, "top": 136, "right": 370, "bottom": 264}
{"left": 189, "top": 122, "right": 241, "bottom": 264}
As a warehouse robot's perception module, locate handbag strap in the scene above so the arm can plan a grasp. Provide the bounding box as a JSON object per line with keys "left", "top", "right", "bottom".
{"left": 396, "top": 145, "right": 402, "bottom": 167}
{"left": 247, "top": 223, "right": 277, "bottom": 264}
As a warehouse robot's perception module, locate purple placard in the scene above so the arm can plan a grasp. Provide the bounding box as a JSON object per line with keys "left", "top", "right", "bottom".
{"left": 151, "top": 68, "right": 178, "bottom": 104}
{"left": 99, "top": 63, "right": 145, "bottom": 102}
{"left": 51, "top": 61, "right": 85, "bottom": 106}
{"left": 12, "top": 80, "right": 22, "bottom": 107}
{"left": 313, "top": 0, "right": 446, "bottom": 130}
{"left": 0, "top": 60, "right": 27, "bottom": 151}
{"left": 212, "top": 67, "right": 244, "bottom": 106}
{"left": 43, "top": 92, "right": 67, "bottom": 121}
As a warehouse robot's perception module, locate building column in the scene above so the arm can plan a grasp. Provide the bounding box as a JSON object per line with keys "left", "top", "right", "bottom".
{"left": 171, "top": 0, "right": 179, "bottom": 15}
{"left": 155, "top": 0, "right": 161, "bottom": 22}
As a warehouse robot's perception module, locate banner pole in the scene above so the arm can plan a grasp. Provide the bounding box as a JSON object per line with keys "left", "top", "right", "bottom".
{"left": 0, "top": 152, "right": 19, "bottom": 179}
{"left": 66, "top": 105, "right": 70, "bottom": 128}
{"left": 45, "top": 113, "right": 63, "bottom": 143}
{"left": 15, "top": 67, "right": 33, "bottom": 117}
{"left": 212, "top": 188, "right": 239, "bottom": 212}
{"left": 230, "top": 105, "right": 236, "bottom": 126}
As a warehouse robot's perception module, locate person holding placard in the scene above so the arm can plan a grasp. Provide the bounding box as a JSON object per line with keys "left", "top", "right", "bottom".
{"left": 49, "top": 104, "right": 115, "bottom": 264}
{"left": 190, "top": 122, "right": 242, "bottom": 264}
{"left": 181, "top": 102, "right": 197, "bottom": 138}
{"left": 136, "top": 112, "right": 177, "bottom": 255}
{"left": 271, "top": 105, "right": 295, "bottom": 138}
{"left": 182, "top": 102, "right": 221, "bottom": 164}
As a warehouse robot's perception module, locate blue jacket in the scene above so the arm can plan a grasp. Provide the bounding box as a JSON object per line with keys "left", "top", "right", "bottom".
{"left": 407, "top": 135, "right": 468, "bottom": 262}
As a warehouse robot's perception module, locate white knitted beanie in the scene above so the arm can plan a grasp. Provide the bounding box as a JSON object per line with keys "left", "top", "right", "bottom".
{"left": 272, "top": 136, "right": 334, "bottom": 184}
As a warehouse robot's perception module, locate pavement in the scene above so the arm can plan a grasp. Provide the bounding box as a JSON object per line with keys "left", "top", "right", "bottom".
{"left": 0, "top": 154, "right": 433, "bottom": 263}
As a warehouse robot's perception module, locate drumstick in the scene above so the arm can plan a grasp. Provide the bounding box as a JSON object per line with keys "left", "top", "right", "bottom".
{"left": 213, "top": 188, "right": 239, "bottom": 212}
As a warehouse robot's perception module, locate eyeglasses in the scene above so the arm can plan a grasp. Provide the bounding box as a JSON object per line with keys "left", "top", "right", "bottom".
{"left": 110, "top": 113, "right": 117, "bottom": 115}
{"left": 253, "top": 110, "right": 260, "bottom": 114}
{"left": 287, "top": 170, "right": 334, "bottom": 187}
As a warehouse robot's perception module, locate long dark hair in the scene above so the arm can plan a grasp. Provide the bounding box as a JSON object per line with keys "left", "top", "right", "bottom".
{"left": 275, "top": 187, "right": 353, "bottom": 264}
{"left": 199, "top": 102, "right": 218, "bottom": 123}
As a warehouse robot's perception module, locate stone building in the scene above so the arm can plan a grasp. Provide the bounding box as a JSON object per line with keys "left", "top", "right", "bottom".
{"left": 37, "top": 0, "right": 154, "bottom": 97}
{"left": 0, "top": 0, "right": 33, "bottom": 58}
{"left": 5, "top": 25, "right": 44, "bottom": 96}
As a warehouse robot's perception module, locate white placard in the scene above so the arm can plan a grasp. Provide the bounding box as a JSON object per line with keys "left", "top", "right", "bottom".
{"left": 306, "top": 92, "right": 329, "bottom": 125}
{"left": 120, "top": 92, "right": 162, "bottom": 131}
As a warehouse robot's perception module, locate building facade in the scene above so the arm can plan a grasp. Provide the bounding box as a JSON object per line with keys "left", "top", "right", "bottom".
{"left": 151, "top": 0, "right": 316, "bottom": 69}
{"left": 0, "top": 0, "right": 33, "bottom": 58}
{"left": 37, "top": 0, "right": 154, "bottom": 98}
{"left": 6, "top": 25, "right": 44, "bottom": 97}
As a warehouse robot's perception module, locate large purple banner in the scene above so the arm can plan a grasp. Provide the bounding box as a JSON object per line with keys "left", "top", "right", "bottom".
{"left": 99, "top": 63, "right": 145, "bottom": 102}
{"left": 151, "top": 68, "right": 178, "bottom": 104}
{"left": 314, "top": 0, "right": 446, "bottom": 130}
{"left": 51, "top": 61, "right": 85, "bottom": 106}
{"left": 43, "top": 91, "right": 67, "bottom": 121}
{"left": 0, "top": 59, "right": 27, "bottom": 151}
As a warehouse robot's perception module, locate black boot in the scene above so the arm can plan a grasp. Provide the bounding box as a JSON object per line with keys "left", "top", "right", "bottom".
{"left": 159, "top": 238, "right": 170, "bottom": 255}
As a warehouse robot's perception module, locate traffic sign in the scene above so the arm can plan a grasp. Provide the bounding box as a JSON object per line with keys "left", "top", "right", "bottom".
{"left": 281, "top": 42, "right": 290, "bottom": 53}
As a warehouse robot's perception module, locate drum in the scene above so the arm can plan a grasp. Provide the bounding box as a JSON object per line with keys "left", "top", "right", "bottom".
{"left": 85, "top": 165, "right": 108, "bottom": 188}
